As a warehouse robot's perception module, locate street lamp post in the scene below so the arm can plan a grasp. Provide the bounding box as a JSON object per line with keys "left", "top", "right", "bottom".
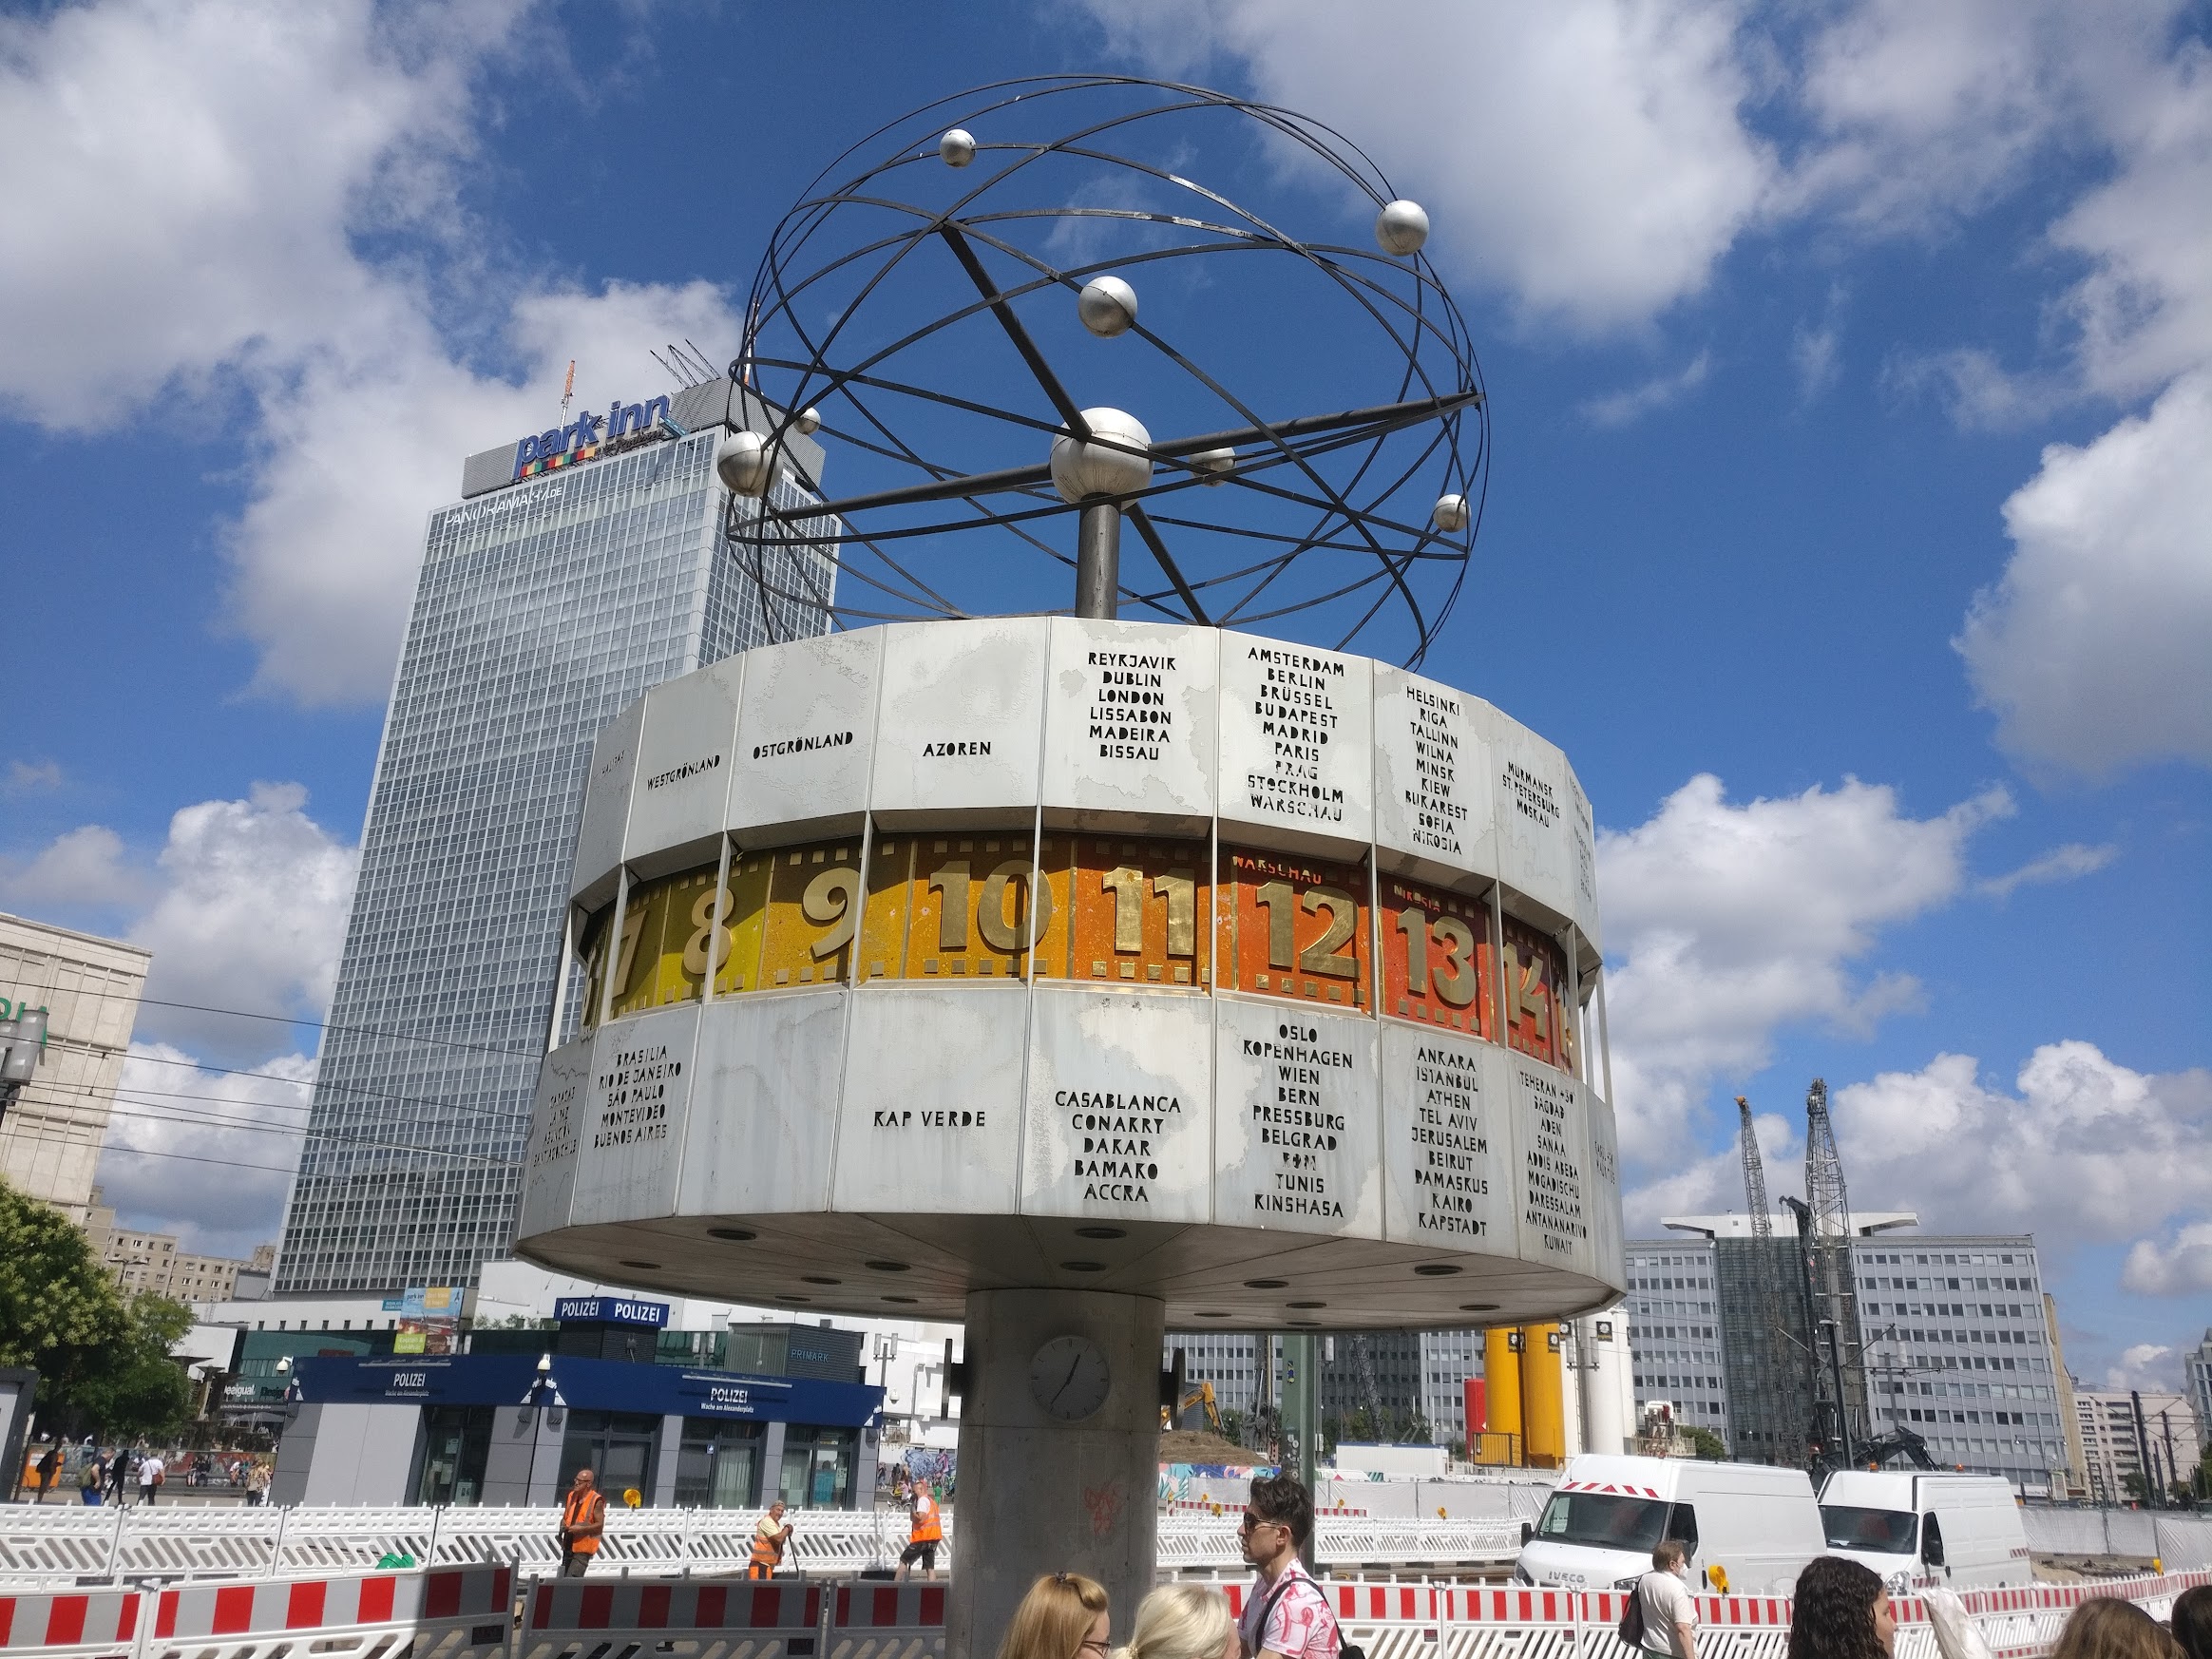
{"left": 0, "top": 1005, "right": 48, "bottom": 1129}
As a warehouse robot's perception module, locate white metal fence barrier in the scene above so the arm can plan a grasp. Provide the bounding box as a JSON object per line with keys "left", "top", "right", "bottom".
{"left": 0, "top": 1509, "right": 1523, "bottom": 1590}
{"left": 0, "top": 1563, "right": 513, "bottom": 1659}
{"left": 2018, "top": 1510, "right": 2212, "bottom": 1568}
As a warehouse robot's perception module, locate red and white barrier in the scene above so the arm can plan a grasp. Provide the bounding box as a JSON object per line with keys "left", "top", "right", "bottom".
{"left": 0, "top": 1587, "right": 142, "bottom": 1659}
{"left": 0, "top": 1567, "right": 514, "bottom": 1659}
{"left": 517, "top": 1577, "right": 821, "bottom": 1659}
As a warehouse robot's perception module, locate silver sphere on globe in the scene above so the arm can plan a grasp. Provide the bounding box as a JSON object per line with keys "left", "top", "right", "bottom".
{"left": 1375, "top": 199, "right": 1430, "bottom": 256}
{"left": 1188, "top": 446, "right": 1235, "bottom": 485}
{"left": 1431, "top": 492, "right": 1471, "bottom": 533}
{"left": 716, "top": 429, "right": 773, "bottom": 498}
{"left": 1050, "top": 408, "right": 1154, "bottom": 503}
{"left": 795, "top": 406, "right": 822, "bottom": 436}
{"left": 940, "top": 128, "right": 977, "bottom": 168}
{"left": 1077, "top": 275, "right": 1138, "bottom": 337}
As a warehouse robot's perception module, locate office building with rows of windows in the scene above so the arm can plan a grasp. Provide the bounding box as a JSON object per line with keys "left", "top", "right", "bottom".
{"left": 275, "top": 381, "right": 833, "bottom": 1294}
{"left": 1630, "top": 1216, "right": 2071, "bottom": 1486}
{"left": 1164, "top": 1329, "right": 1489, "bottom": 1449}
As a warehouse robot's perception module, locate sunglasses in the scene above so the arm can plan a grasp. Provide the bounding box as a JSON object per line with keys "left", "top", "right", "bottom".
{"left": 1238, "top": 1513, "right": 1283, "bottom": 1534}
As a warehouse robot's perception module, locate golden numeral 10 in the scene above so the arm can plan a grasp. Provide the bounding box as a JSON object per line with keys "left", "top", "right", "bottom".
{"left": 927, "top": 859, "right": 1053, "bottom": 952}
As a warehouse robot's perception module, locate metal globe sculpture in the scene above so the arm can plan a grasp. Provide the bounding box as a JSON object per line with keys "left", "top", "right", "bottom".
{"left": 727, "top": 75, "right": 1487, "bottom": 671}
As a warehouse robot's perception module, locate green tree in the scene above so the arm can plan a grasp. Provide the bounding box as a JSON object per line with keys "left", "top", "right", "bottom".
{"left": 1683, "top": 1426, "right": 1727, "bottom": 1460}
{"left": 0, "top": 1180, "right": 192, "bottom": 1440}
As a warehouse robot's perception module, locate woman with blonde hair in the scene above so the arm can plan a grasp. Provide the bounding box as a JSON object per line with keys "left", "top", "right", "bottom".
{"left": 996, "top": 1571, "right": 1112, "bottom": 1659}
{"left": 2050, "top": 1598, "right": 2183, "bottom": 1659}
{"left": 1116, "top": 1584, "right": 1236, "bottom": 1659}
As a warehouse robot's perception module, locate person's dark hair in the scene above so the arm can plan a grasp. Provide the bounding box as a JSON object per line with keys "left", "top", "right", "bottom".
{"left": 1249, "top": 1474, "right": 1315, "bottom": 1547}
{"left": 2169, "top": 1586, "right": 2212, "bottom": 1659}
{"left": 1786, "top": 1556, "right": 1887, "bottom": 1659}
{"left": 2051, "top": 1597, "right": 2184, "bottom": 1659}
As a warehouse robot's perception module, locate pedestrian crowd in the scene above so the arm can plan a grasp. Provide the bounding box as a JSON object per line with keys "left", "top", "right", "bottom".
{"left": 21, "top": 1441, "right": 273, "bottom": 1505}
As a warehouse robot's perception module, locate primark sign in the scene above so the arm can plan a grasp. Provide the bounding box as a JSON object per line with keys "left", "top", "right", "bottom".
{"left": 512, "top": 392, "right": 676, "bottom": 482}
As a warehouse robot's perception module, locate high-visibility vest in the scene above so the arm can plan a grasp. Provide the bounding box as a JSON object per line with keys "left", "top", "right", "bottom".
{"left": 910, "top": 1493, "right": 942, "bottom": 1543}
{"left": 752, "top": 1517, "right": 788, "bottom": 1567}
{"left": 563, "top": 1489, "right": 605, "bottom": 1554}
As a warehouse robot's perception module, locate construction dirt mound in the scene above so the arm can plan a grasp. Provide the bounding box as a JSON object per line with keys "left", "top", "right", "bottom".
{"left": 1159, "top": 1430, "right": 1268, "bottom": 1466}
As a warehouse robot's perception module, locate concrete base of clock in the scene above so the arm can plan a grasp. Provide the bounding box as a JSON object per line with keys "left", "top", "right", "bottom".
{"left": 947, "top": 1287, "right": 1170, "bottom": 1659}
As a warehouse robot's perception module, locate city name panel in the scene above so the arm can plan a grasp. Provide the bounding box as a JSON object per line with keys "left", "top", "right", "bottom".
{"left": 520, "top": 619, "right": 1623, "bottom": 1329}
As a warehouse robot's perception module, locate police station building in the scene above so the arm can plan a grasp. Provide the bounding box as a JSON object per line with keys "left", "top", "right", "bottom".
{"left": 270, "top": 1297, "right": 883, "bottom": 1509}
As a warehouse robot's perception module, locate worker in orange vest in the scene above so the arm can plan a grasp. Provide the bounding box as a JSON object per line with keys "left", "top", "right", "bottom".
{"left": 559, "top": 1469, "right": 606, "bottom": 1577}
{"left": 896, "top": 1480, "right": 943, "bottom": 1580}
{"left": 750, "top": 1499, "right": 794, "bottom": 1579}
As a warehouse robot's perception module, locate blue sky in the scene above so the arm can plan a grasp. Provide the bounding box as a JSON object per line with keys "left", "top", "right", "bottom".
{"left": 0, "top": 0, "right": 2205, "bottom": 1389}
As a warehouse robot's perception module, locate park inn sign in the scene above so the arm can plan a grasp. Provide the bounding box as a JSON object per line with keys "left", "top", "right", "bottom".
{"left": 511, "top": 393, "right": 676, "bottom": 481}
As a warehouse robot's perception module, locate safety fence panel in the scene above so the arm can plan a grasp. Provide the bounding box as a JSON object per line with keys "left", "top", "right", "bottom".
{"left": 828, "top": 1584, "right": 945, "bottom": 1659}
{"left": 0, "top": 1586, "right": 142, "bottom": 1659}
{"left": 147, "top": 1566, "right": 509, "bottom": 1659}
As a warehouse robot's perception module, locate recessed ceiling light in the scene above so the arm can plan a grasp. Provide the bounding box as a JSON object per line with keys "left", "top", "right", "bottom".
{"left": 1287, "top": 1300, "right": 1326, "bottom": 1309}
{"left": 801, "top": 1275, "right": 842, "bottom": 1286}
{"left": 620, "top": 1259, "right": 660, "bottom": 1269}
{"left": 1413, "top": 1264, "right": 1461, "bottom": 1277}
{"left": 883, "top": 1295, "right": 918, "bottom": 1305}
{"left": 865, "top": 1260, "right": 911, "bottom": 1272}
{"left": 1060, "top": 1261, "right": 1108, "bottom": 1272}
{"left": 1194, "top": 1310, "right": 1231, "bottom": 1318}
{"left": 706, "top": 1227, "right": 756, "bottom": 1242}
{"left": 1075, "top": 1226, "right": 1126, "bottom": 1240}
{"left": 1244, "top": 1278, "right": 1287, "bottom": 1289}
{"left": 785, "top": 1294, "right": 811, "bottom": 1303}
{"left": 1459, "top": 1303, "right": 1501, "bottom": 1313}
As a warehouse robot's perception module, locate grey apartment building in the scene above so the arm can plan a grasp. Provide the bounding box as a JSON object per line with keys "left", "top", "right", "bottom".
{"left": 1164, "top": 1328, "right": 1487, "bottom": 1449}
{"left": 275, "top": 381, "right": 833, "bottom": 1294}
{"left": 1628, "top": 1215, "right": 2070, "bottom": 1487}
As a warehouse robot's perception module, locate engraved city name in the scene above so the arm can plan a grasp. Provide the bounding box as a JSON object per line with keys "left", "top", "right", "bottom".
{"left": 1085, "top": 649, "right": 1178, "bottom": 761}
{"left": 1408, "top": 1039, "right": 1491, "bottom": 1238}
{"left": 644, "top": 753, "right": 721, "bottom": 791}
{"left": 1235, "top": 1021, "right": 1351, "bottom": 1220}
{"left": 1402, "top": 684, "right": 1468, "bottom": 856}
{"left": 1240, "top": 644, "right": 1347, "bottom": 822}
{"left": 1058, "top": 1088, "right": 1184, "bottom": 1202}
{"left": 594, "top": 1043, "right": 679, "bottom": 1148}
{"left": 1502, "top": 758, "right": 1559, "bottom": 829}
{"left": 1519, "top": 1063, "right": 1587, "bottom": 1252}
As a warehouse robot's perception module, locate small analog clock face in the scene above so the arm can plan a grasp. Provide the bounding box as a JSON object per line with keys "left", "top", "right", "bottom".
{"left": 1028, "top": 1334, "right": 1112, "bottom": 1421}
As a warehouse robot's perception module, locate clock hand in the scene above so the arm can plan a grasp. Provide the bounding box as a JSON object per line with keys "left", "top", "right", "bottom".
{"left": 1055, "top": 1354, "right": 1082, "bottom": 1402}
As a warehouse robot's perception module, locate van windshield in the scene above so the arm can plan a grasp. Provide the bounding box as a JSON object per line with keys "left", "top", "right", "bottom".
{"left": 1534, "top": 1490, "right": 1670, "bottom": 1553}
{"left": 1821, "top": 1505, "right": 1917, "bottom": 1554}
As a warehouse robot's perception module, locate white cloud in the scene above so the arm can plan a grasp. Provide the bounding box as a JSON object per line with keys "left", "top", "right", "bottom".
{"left": 124, "top": 784, "right": 358, "bottom": 1057}
{"left": 94, "top": 1041, "right": 312, "bottom": 1261}
{"left": 1088, "top": 0, "right": 1775, "bottom": 330}
{"left": 1976, "top": 841, "right": 2117, "bottom": 900}
{"left": 2104, "top": 1342, "right": 2179, "bottom": 1393}
{"left": 0, "top": 825, "right": 150, "bottom": 910}
{"left": 1582, "top": 353, "right": 1712, "bottom": 428}
{"left": 4, "top": 761, "right": 63, "bottom": 794}
{"left": 1883, "top": 348, "right": 2065, "bottom": 432}
{"left": 1598, "top": 773, "right": 2007, "bottom": 1165}
{"left": 1833, "top": 1042, "right": 2212, "bottom": 1262}
{"left": 1955, "top": 371, "right": 2212, "bottom": 779}
{"left": 0, "top": 0, "right": 745, "bottom": 707}
{"left": 2121, "top": 1222, "right": 2212, "bottom": 1296}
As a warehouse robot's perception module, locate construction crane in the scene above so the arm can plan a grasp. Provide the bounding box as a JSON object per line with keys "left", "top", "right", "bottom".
{"left": 1736, "top": 1096, "right": 1772, "bottom": 1239}
{"left": 1804, "top": 1079, "right": 1872, "bottom": 1464}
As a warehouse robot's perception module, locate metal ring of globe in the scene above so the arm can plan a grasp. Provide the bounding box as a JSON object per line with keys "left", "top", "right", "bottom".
{"left": 725, "top": 75, "right": 1486, "bottom": 672}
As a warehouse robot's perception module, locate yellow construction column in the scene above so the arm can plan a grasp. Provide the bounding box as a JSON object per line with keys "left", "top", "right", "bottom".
{"left": 1521, "top": 1324, "right": 1568, "bottom": 1469}
{"left": 1483, "top": 1327, "right": 1523, "bottom": 1465}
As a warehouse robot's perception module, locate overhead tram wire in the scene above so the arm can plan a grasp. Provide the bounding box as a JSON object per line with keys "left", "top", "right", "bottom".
{"left": 26, "top": 984, "right": 545, "bottom": 1061}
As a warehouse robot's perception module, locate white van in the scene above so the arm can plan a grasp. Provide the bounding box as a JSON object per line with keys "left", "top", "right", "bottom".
{"left": 1515, "top": 1454, "right": 1827, "bottom": 1595}
{"left": 1818, "top": 1471, "right": 2031, "bottom": 1589}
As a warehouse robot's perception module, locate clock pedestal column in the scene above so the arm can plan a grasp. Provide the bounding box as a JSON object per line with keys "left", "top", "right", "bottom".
{"left": 946, "top": 1287, "right": 1167, "bottom": 1658}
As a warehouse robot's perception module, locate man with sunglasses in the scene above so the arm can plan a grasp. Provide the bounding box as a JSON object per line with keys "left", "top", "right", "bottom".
{"left": 1237, "top": 1476, "right": 1344, "bottom": 1659}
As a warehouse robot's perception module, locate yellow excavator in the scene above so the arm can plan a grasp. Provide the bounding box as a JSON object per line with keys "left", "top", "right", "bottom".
{"left": 1167, "top": 1380, "right": 1225, "bottom": 1435}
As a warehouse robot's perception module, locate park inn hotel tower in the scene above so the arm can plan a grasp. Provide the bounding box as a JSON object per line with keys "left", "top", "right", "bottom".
{"left": 274, "top": 378, "right": 834, "bottom": 1295}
